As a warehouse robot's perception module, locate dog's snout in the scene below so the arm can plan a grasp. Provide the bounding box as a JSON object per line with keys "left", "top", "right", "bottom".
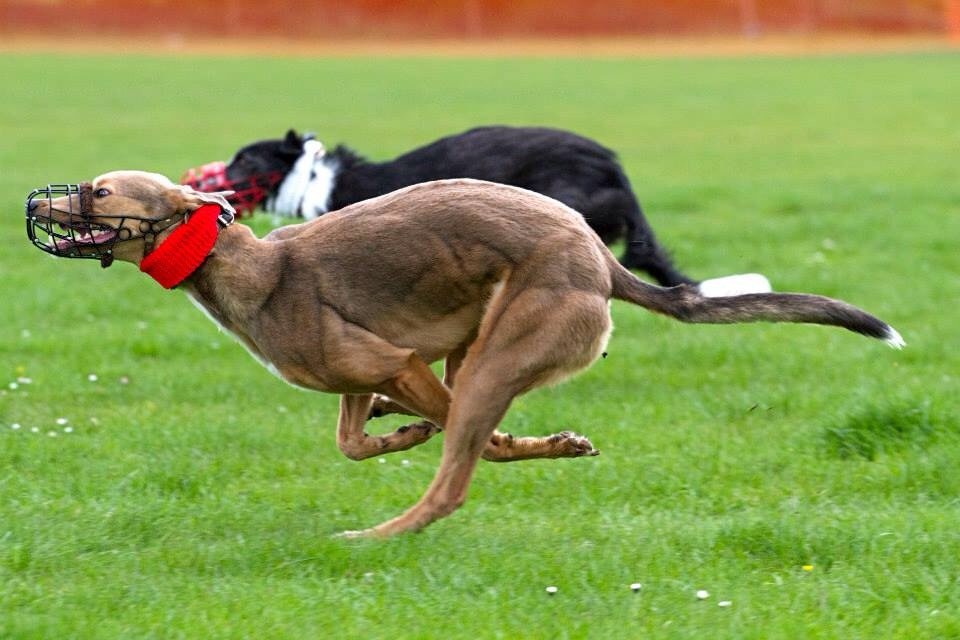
{"left": 27, "top": 200, "right": 39, "bottom": 213}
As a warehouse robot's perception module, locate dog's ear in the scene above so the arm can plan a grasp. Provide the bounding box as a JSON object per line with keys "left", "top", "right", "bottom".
{"left": 170, "top": 185, "right": 236, "bottom": 216}
{"left": 282, "top": 129, "right": 302, "bottom": 151}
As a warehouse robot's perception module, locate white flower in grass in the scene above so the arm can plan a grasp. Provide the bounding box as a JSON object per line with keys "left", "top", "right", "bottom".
{"left": 718, "top": 600, "right": 732, "bottom": 607}
{"left": 17, "top": 377, "right": 32, "bottom": 384}
{"left": 30, "top": 427, "right": 39, "bottom": 433}
{"left": 401, "top": 459, "right": 411, "bottom": 467}
{"left": 696, "top": 590, "right": 710, "bottom": 600}
{"left": 377, "top": 458, "right": 386, "bottom": 464}
{"left": 630, "top": 583, "right": 642, "bottom": 592}
{"left": 56, "top": 418, "right": 69, "bottom": 426}
{"left": 87, "top": 373, "right": 98, "bottom": 382}
{"left": 10, "top": 423, "right": 21, "bottom": 430}
{"left": 64, "top": 426, "right": 73, "bottom": 434}
{"left": 545, "top": 586, "right": 558, "bottom": 595}
{"left": 47, "top": 431, "right": 57, "bottom": 437}
{"left": 8, "top": 382, "right": 18, "bottom": 390}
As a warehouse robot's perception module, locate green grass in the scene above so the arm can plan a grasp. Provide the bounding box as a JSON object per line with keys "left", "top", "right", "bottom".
{"left": 2, "top": 50, "right": 959, "bottom": 639}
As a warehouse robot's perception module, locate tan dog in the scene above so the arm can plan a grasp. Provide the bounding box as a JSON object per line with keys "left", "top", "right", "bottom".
{"left": 27, "top": 171, "right": 903, "bottom": 537}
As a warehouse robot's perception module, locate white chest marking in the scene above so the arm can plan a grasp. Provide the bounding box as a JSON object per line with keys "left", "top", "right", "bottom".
{"left": 300, "top": 159, "right": 338, "bottom": 219}
{"left": 186, "top": 293, "right": 304, "bottom": 389}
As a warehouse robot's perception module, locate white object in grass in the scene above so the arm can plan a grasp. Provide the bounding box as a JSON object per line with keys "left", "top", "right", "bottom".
{"left": 698, "top": 273, "right": 772, "bottom": 297}
{"left": 696, "top": 590, "right": 710, "bottom": 600}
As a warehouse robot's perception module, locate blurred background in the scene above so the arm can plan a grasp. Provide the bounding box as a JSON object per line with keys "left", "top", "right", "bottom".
{"left": 2, "top": 0, "right": 959, "bottom": 46}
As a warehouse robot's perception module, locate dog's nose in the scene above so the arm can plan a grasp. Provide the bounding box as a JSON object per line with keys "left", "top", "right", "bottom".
{"left": 27, "top": 200, "right": 39, "bottom": 213}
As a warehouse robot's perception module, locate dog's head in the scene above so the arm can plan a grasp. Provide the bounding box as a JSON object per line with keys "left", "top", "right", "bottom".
{"left": 26, "top": 170, "right": 233, "bottom": 267}
{"left": 180, "top": 129, "right": 311, "bottom": 215}
{"left": 226, "top": 129, "right": 310, "bottom": 184}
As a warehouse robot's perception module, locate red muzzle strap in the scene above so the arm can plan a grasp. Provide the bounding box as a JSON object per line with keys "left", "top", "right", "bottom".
{"left": 180, "top": 161, "right": 282, "bottom": 216}
{"left": 139, "top": 204, "right": 230, "bottom": 289}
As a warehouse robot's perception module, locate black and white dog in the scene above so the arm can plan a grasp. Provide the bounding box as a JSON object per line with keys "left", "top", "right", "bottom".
{"left": 184, "top": 126, "right": 769, "bottom": 294}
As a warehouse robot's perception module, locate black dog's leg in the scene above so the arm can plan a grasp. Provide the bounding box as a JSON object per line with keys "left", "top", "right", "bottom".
{"left": 585, "top": 189, "right": 696, "bottom": 287}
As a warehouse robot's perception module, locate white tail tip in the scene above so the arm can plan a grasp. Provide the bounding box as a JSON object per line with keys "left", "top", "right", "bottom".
{"left": 884, "top": 326, "right": 906, "bottom": 349}
{"left": 698, "top": 273, "right": 773, "bottom": 298}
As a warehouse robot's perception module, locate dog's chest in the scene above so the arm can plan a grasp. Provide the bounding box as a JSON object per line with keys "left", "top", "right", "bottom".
{"left": 185, "top": 292, "right": 309, "bottom": 390}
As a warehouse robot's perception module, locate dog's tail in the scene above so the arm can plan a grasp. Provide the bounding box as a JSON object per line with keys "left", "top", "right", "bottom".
{"left": 609, "top": 261, "right": 904, "bottom": 347}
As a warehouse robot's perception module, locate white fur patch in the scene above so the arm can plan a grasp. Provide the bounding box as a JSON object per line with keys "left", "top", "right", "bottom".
{"left": 267, "top": 139, "right": 327, "bottom": 218}
{"left": 299, "top": 158, "right": 338, "bottom": 219}
{"left": 884, "top": 326, "right": 906, "bottom": 349}
{"left": 698, "top": 273, "right": 772, "bottom": 297}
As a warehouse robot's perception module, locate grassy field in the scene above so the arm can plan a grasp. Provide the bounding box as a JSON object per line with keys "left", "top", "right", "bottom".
{"left": 1, "top": 50, "right": 959, "bottom": 639}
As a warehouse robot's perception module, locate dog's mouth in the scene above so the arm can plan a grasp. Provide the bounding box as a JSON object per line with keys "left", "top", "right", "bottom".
{"left": 50, "top": 220, "right": 119, "bottom": 253}
{"left": 180, "top": 161, "right": 282, "bottom": 216}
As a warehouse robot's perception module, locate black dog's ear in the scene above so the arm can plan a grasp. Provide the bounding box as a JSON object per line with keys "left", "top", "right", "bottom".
{"left": 282, "top": 129, "right": 301, "bottom": 151}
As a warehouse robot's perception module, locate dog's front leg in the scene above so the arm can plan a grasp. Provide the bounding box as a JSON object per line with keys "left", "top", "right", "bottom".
{"left": 336, "top": 393, "right": 441, "bottom": 461}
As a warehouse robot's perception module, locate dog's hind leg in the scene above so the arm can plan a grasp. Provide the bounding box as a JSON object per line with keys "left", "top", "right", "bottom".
{"left": 339, "top": 286, "right": 608, "bottom": 537}
{"left": 340, "top": 375, "right": 516, "bottom": 537}
{"left": 365, "top": 342, "right": 579, "bottom": 461}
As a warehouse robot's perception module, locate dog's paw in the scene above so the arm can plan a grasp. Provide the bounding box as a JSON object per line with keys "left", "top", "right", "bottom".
{"left": 549, "top": 430, "right": 600, "bottom": 458}
{"left": 396, "top": 420, "right": 441, "bottom": 439}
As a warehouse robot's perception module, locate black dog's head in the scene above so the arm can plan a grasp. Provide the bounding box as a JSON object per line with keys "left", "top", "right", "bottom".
{"left": 225, "top": 129, "right": 313, "bottom": 185}
{"left": 181, "top": 129, "right": 314, "bottom": 215}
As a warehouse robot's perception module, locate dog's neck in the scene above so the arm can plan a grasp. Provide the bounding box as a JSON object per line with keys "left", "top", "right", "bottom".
{"left": 138, "top": 204, "right": 231, "bottom": 289}
{"left": 177, "top": 225, "right": 281, "bottom": 331}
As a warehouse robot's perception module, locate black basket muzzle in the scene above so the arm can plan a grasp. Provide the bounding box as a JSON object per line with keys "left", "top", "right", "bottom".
{"left": 26, "top": 182, "right": 184, "bottom": 268}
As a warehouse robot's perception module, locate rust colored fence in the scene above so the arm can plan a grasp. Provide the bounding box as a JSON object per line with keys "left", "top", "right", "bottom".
{"left": 0, "top": 0, "right": 953, "bottom": 39}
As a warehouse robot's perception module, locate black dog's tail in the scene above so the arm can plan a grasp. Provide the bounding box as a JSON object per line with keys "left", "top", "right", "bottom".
{"left": 609, "top": 261, "right": 904, "bottom": 347}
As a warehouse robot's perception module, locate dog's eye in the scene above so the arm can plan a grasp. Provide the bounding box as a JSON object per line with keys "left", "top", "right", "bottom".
{"left": 94, "top": 188, "right": 110, "bottom": 198}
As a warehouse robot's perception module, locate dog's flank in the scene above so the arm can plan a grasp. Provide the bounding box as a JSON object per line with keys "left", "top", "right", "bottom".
{"left": 27, "top": 173, "right": 901, "bottom": 538}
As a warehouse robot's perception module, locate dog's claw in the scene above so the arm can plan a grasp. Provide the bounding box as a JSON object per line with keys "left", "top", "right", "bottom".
{"left": 551, "top": 430, "right": 599, "bottom": 458}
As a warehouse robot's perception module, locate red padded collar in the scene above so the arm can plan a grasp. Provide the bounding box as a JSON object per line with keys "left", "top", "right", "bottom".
{"left": 139, "top": 204, "right": 228, "bottom": 289}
